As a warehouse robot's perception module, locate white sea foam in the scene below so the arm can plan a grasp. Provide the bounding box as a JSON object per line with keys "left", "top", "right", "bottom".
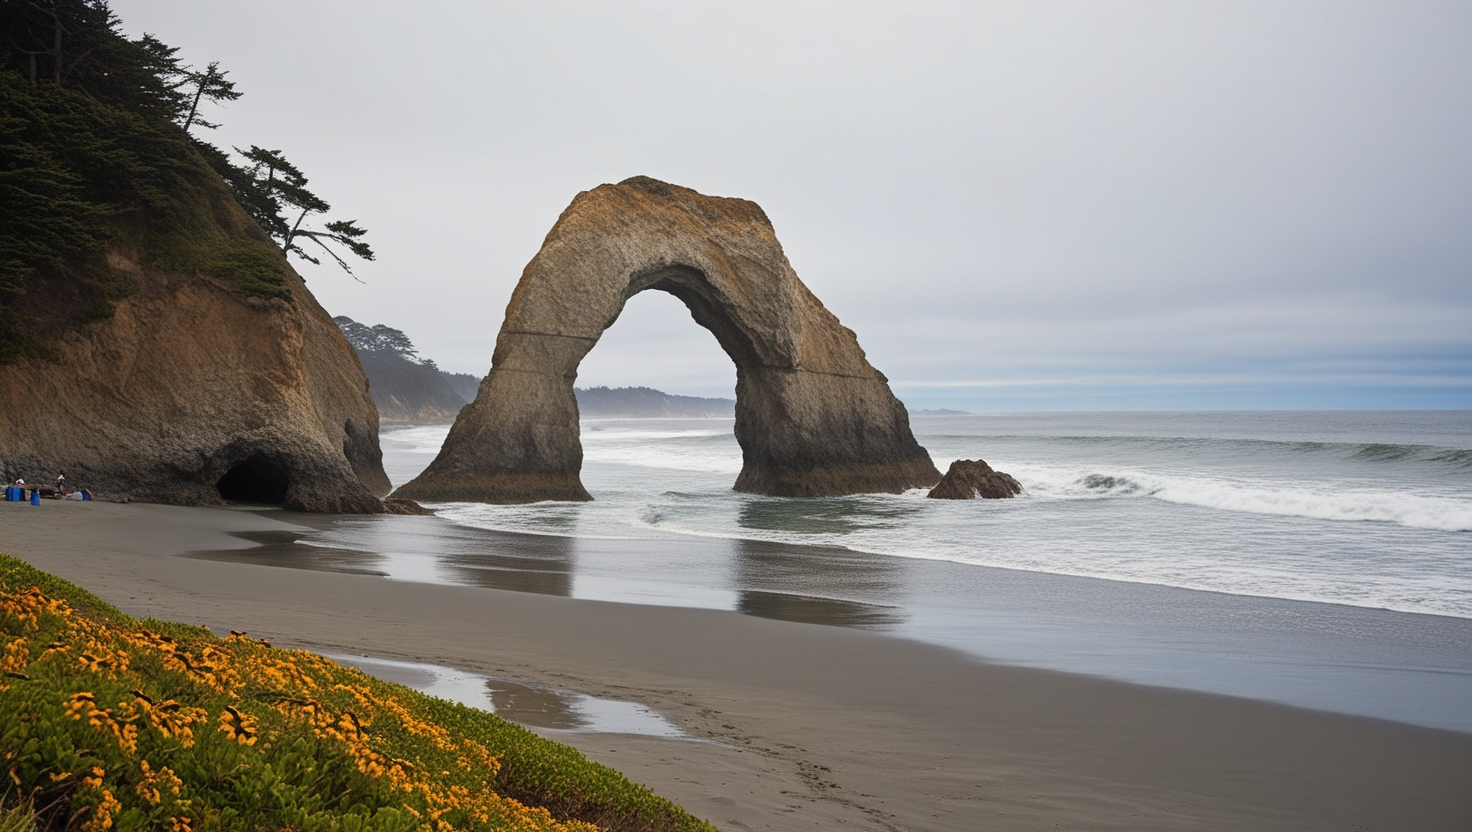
{"left": 1150, "top": 478, "right": 1472, "bottom": 532}
{"left": 581, "top": 438, "right": 743, "bottom": 474}
{"left": 404, "top": 414, "right": 1472, "bottom": 619}
{"left": 380, "top": 424, "right": 452, "bottom": 454}
{"left": 1001, "top": 462, "right": 1472, "bottom": 532}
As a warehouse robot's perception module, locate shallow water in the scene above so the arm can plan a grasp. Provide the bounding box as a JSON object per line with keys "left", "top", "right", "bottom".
{"left": 192, "top": 411, "right": 1472, "bottom": 734}
{"left": 331, "top": 654, "right": 684, "bottom": 737}
{"left": 434, "top": 412, "right": 1472, "bottom": 618}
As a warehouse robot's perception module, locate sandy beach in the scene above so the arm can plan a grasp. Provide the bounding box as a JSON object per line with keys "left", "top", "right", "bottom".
{"left": 3, "top": 500, "right": 1471, "bottom": 831}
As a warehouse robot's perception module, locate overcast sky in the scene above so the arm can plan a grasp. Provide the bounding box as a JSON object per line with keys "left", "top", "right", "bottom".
{"left": 117, "top": 1, "right": 1471, "bottom": 410}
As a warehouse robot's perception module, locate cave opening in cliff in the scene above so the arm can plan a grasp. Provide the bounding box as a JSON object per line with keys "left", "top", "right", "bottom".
{"left": 216, "top": 454, "right": 290, "bottom": 504}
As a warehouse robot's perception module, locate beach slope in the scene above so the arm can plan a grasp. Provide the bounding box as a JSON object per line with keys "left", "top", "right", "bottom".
{"left": 4, "top": 501, "right": 1470, "bottom": 831}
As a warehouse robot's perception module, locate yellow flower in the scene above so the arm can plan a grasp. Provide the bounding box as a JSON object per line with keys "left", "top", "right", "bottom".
{"left": 218, "top": 706, "right": 258, "bottom": 745}
{"left": 82, "top": 788, "right": 121, "bottom": 832}
{"left": 0, "top": 638, "right": 29, "bottom": 674}
{"left": 337, "top": 710, "right": 364, "bottom": 738}
{"left": 133, "top": 690, "right": 206, "bottom": 747}
{"left": 77, "top": 653, "right": 111, "bottom": 672}
{"left": 136, "top": 770, "right": 161, "bottom": 804}
{"left": 65, "top": 691, "right": 97, "bottom": 720}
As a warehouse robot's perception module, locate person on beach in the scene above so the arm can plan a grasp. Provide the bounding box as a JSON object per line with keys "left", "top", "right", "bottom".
{"left": 56, "top": 472, "right": 67, "bottom": 496}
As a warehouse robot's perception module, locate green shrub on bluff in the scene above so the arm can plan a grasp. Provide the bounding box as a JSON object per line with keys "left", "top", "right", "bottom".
{"left": 0, "top": 71, "right": 293, "bottom": 361}
{"left": 0, "top": 0, "right": 378, "bottom": 363}
{"left": 0, "top": 554, "right": 715, "bottom": 832}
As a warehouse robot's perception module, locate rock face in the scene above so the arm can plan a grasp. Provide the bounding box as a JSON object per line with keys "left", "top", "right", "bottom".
{"left": 0, "top": 247, "right": 391, "bottom": 513}
{"left": 396, "top": 176, "right": 940, "bottom": 503}
{"left": 927, "top": 459, "right": 1023, "bottom": 499}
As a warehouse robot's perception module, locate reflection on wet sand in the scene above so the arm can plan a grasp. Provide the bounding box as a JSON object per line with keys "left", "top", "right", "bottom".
{"left": 186, "top": 530, "right": 389, "bottom": 577}
{"left": 485, "top": 678, "right": 685, "bottom": 737}
{"left": 736, "top": 589, "right": 903, "bottom": 628}
{"left": 731, "top": 538, "right": 906, "bottom": 628}
{"left": 732, "top": 538, "right": 902, "bottom": 598}
{"left": 185, "top": 518, "right": 579, "bottom": 598}
{"left": 186, "top": 514, "right": 911, "bottom": 632}
{"left": 333, "top": 655, "right": 684, "bottom": 737}
{"left": 435, "top": 533, "right": 575, "bottom": 597}
{"left": 486, "top": 679, "right": 583, "bottom": 730}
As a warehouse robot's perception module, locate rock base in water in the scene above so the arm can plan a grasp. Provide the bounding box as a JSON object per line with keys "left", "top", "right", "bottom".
{"left": 382, "top": 497, "right": 433, "bottom": 515}
{"left": 927, "top": 459, "right": 1023, "bottom": 499}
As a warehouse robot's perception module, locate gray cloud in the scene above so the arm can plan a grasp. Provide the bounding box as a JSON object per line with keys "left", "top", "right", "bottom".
{"left": 116, "top": 0, "right": 1472, "bottom": 409}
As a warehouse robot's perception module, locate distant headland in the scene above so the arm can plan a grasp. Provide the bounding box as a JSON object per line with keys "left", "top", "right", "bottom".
{"left": 334, "top": 316, "right": 735, "bottom": 423}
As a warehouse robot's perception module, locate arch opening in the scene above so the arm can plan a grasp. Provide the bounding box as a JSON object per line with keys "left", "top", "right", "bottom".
{"left": 216, "top": 454, "right": 290, "bottom": 504}
{"left": 577, "top": 282, "right": 738, "bottom": 403}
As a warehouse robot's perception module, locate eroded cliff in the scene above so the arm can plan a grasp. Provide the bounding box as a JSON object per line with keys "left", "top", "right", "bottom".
{"left": 0, "top": 243, "right": 390, "bottom": 511}
{"left": 0, "top": 99, "right": 390, "bottom": 512}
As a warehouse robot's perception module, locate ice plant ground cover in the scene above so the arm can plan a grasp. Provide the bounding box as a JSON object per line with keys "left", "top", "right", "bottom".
{"left": 0, "top": 554, "right": 713, "bottom": 832}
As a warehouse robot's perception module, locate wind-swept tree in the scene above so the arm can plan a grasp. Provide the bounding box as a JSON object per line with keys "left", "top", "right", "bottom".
{"left": 179, "top": 60, "right": 238, "bottom": 132}
{"left": 2, "top": 0, "right": 374, "bottom": 291}
{"left": 233, "top": 146, "right": 374, "bottom": 278}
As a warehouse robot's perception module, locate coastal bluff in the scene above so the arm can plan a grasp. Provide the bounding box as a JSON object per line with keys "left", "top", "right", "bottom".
{"left": 0, "top": 246, "right": 392, "bottom": 513}
{"left": 396, "top": 176, "right": 940, "bottom": 503}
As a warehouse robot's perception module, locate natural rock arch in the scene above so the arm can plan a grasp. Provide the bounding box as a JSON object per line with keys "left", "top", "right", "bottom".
{"left": 395, "top": 177, "right": 940, "bottom": 503}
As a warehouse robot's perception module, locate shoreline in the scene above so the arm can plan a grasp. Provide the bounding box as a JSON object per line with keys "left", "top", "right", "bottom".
{"left": 188, "top": 503, "right": 1472, "bottom": 734}
{"left": 4, "top": 500, "right": 1472, "bottom": 830}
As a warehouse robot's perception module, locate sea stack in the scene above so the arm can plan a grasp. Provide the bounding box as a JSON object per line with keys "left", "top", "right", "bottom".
{"left": 927, "top": 459, "right": 1023, "bottom": 499}
{"left": 396, "top": 176, "right": 941, "bottom": 503}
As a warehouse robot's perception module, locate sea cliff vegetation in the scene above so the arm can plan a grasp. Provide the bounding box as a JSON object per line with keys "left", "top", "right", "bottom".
{"left": 0, "top": 0, "right": 372, "bottom": 363}
{"left": 0, "top": 554, "right": 713, "bottom": 832}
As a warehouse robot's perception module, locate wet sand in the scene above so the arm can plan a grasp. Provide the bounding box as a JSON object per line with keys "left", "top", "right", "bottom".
{"left": 4, "top": 500, "right": 1471, "bottom": 831}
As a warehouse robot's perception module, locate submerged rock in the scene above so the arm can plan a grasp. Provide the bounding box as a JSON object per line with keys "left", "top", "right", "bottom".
{"left": 927, "top": 459, "right": 1023, "bottom": 499}
{"left": 382, "top": 497, "right": 433, "bottom": 515}
{"left": 395, "top": 176, "right": 941, "bottom": 503}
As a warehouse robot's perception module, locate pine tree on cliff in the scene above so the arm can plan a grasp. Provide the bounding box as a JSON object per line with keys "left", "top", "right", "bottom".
{"left": 1, "top": 0, "right": 192, "bottom": 122}
{"left": 233, "top": 145, "right": 375, "bottom": 278}
{"left": 1, "top": 0, "right": 373, "bottom": 314}
{"left": 179, "top": 61, "right": 239, "bottom": 133}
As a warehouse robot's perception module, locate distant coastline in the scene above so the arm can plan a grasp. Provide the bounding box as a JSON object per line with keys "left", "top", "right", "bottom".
{"left": 575, "top": 386, "right": 734, "bottom": 419}
{"left": 336, "top": 316, "right": 736, "bottom": 423}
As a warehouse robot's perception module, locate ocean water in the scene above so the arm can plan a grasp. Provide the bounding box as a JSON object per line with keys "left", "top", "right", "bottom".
{"left": 313, "top": 412, "right": 1472, "bottom": 732}
{"left": 396, "top": 411, "right": 1472, "bottom": 620}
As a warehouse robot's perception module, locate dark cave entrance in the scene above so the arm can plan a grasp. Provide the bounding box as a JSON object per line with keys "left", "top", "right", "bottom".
{"left": 216, "top": 454, "right": 290, "bottom": 504}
